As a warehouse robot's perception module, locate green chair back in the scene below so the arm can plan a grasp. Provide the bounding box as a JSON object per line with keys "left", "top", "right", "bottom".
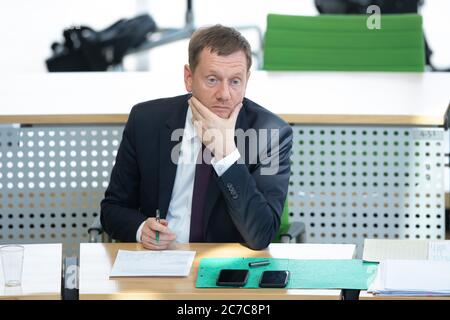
{"left": 263, "top": 13, "right": 425, "bottom": 71}
{"left": 274, "top": 200, "right": 290, "bottom": 242}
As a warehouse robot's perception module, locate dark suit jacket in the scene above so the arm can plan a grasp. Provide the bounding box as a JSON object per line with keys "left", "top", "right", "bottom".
{"left": 100, "top": 94, "right": 293, "bottom": 250}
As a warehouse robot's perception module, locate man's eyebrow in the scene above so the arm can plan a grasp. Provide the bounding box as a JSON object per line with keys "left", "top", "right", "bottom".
{"left": 205, "top": 71, "right": 244, "bottom": 78}
{"left": 230, "top": 72, "right": 244, "bottom": 78}
{"left": 205, "top": 71, "right": 219, "bottom": 76}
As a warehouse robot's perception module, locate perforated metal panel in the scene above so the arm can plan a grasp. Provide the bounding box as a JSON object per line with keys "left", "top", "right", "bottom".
{"left": 288, "top": 125, "right": 446, "bottom": 257}
{"left": 0, "top": 125, "right": 123, "bottom": 256}
{"left": 0, "top": 124, "right": 446, "bottom": 258}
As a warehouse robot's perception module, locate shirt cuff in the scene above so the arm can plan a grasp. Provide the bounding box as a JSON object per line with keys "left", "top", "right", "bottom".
{"left": 211, "top": 148, "right": 241, "bottom": 177}
{"left": 136, "top": 221, "right": 146, "bottom": 243}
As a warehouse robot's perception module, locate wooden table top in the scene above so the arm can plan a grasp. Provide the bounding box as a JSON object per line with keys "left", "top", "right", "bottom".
{"left": 79, "top": 242, "right": 356, "bottom": 300}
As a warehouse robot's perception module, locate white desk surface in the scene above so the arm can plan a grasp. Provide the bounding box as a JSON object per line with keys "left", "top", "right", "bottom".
{"left": 0, "top": 243, "right": 62, "bottom": 300}
{"left": 79, "top": 242, "right": 356, "bottom": 300}
{"left": 1, "top": 71, "right": 449, "bottom": 125}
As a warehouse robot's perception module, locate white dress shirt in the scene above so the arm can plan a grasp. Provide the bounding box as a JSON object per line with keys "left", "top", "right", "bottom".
{"left": 136, "top": 107, "right": 241, "bottom": 242}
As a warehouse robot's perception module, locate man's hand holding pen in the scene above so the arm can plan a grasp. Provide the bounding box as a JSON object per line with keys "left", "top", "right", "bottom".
{"left": 140, "top": 216, "right": 177, "bottom": 250}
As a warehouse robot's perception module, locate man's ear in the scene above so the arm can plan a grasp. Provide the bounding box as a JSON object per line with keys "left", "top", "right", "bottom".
{"left": 184, "top": 64, "right": 193, "bottom": 92}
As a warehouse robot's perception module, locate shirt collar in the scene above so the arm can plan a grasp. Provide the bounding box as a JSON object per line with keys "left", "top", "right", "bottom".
{"left": 183, "top": 106, "right": 197, "bottom": 142}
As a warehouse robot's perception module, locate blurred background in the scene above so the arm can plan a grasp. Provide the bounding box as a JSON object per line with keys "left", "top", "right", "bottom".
{"left": 0, "top": 0, "right": 448, "bottom": 74}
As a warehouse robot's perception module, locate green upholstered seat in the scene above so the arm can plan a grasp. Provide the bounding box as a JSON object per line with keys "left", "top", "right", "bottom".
{"left": 264, "top": 13, "right": 425, "bottom": 71}
{"left": 274, "top": 200, "right": 307, "bottom": 243}
{"left": 274, "top": 200, "right": 290, "bottom": 242}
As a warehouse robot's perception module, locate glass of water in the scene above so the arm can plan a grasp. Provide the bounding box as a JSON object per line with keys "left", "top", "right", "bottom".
{"left": 0, "top": 245, "right": 25, "bottom": 287}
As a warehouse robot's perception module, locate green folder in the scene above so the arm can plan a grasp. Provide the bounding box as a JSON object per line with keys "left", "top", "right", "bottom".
{"left": 196, "top": 258, "right": 378, "bottom": 290}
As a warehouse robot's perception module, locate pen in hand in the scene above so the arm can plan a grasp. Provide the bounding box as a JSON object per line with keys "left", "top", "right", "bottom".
{"left": 155, "top": 209, "right": 160, "bottom": 244}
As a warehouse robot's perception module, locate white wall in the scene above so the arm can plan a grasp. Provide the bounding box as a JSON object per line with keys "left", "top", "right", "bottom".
{"left": 1, "top": 0, "right": 447, "bottom": 74}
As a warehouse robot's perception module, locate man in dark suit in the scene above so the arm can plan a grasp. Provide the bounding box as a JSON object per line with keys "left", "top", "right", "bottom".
{"left": 101, "top": 25, "right": 293, "bottom": 250}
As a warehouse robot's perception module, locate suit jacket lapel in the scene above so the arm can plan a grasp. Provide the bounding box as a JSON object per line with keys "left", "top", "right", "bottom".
{"left": 203, "top": 100, "right": 251, "bottom": 236}
{"left": 158, "top": 98, "right": 189, "bottom": 219}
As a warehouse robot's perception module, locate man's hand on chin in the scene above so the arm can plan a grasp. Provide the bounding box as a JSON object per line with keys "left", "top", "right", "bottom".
{"left": 189, "top": 96, "right": 242, "bottom": 160}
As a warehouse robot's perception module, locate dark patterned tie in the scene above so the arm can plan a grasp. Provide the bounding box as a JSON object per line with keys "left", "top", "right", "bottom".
{"left": 189, "top": 145, "right": 212, "bottom": 242}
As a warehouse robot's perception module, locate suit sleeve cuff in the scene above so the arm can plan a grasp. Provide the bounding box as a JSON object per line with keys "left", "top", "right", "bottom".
{"left": 136, "top": 221, "right": 146, "bottom": 243}
{"left": 211, "top": 148, "right": 241, "bottom": 177}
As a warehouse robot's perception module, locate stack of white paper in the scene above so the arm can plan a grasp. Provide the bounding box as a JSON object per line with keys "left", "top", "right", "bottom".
{"left": 428, "top": 241, "right": 450, "bottom": 261}
{"left": 368, "top": 259, "right": 450, "bottom": 296}
{"left": 362, "top": 239, "right": 428, "bottom": 262}
{"left": 110, "top": 250, "right": 196, "bottom": 277}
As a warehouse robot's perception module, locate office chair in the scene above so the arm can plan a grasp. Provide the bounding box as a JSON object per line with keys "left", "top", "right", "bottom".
{"left": 126, "top": 0, "right": 264, "bottom": 70}
{"left": 124, "top": 0, "right": 196, "bottom": 59}
{"left": 314, "top": 0, "right": 424, "bottom": 15}
{"left": 314, "top": 0, "right": 448, "bottom": 72}
{"left": 277, "top": 201, "right": 306, "bottom": 243}
{"left": 88, "top": 215, "right": 110, "bottom": 243}
{"left": 47, "top": 0, "right": 264, "bottom": 72}
{"left": 263, "top": 13, "right": 425, "bottom": 71}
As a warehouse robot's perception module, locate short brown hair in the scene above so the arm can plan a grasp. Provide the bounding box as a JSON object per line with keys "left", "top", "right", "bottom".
{"left": 188, "top": 25, "right": 252, "bottom": 72}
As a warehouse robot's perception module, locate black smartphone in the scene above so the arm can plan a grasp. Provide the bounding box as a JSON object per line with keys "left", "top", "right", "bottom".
{"left": 216, "top": 269, "right": 249, "bottom": 287}
{"left": 259, "top": 270, "right": 290, "bottom": 288}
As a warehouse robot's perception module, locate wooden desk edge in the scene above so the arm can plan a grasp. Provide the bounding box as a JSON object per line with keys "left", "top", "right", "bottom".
{"left": 0, "top": 114, "right": 445, "bottom": 126}
{"left": 359, "top": 291, "right": 450, "bottom": 300}
{"left": 282, "top": 114, "right": 444, "bottom": 126}
{"left": 79, "top": 291, "right": 342, "bottom": 300}
{"left": 0, "top": 293, "right": 61, "bottom": 300}
{"left": 0, "top": 114, "right": 129, "bottom": 124}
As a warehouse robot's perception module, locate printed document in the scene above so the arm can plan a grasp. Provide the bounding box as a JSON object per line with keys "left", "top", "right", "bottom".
{"left": 110, "top": 250, "right": 196, "bottom": 277}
